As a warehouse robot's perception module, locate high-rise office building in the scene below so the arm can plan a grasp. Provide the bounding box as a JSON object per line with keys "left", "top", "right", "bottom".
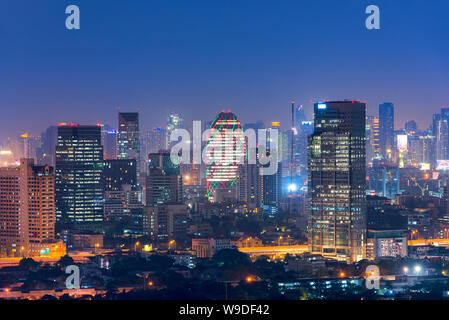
{"left": 435, "top": 108, "right": 449, "bottom": 162}
{"left": 103, "top": 159, "right": 142, "bottom": 223}
{"left": 55, "top": 124, "right": 104, "bottom": 224}
{"left": 101, "top": 124, "right": 118, "bottom": 160}
{"left": 146, "top": 152, "right": 182, "bottom": 206}
{"left": 21, "top": 134, "right": 41, "bottom": 162}
{"left": 294, "top": 105, "right": 313, "bottom": 177}
{"left": 37, "top": 126, "right": 58, "bottom": 166}
{"left": 261, "top": 159, "right": 281, "bottom": 215}
{"left": 367, "top": 160, "right": 400, "bottom": 200}
{"left": 204, "top": 111, "right": 245, "bottom": 202}
{"left": 0, "top": 159, "right": 65, "bottom": 258}
{"left": 308, "top": 101, "right": 367, "bottom": 263}
{"left": 166, "top": 113, "right": 183, "bottom": 150}
{"left": 366, "top": 115, "right": 380, "bottom": 163}
{"left": 117, "top": 112, "right": 141, "bottom": 183}
{"left": 379, "top": 102, "right": 395, "bottom": 160}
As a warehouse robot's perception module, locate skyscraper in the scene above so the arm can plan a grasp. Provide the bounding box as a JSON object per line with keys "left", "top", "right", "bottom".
{"left": 204, "top": 111, "right": 245, "bottom": 202}
{"left": 55, "top": 124, "right": 104, "bottom": 225}
{"left": 146, "top": 152, "right": 183, "bottom": 206}
{"left": 103, "top": 159, "right": 143, "bottom": 229}
{"left": 294, "top": 105, "right": 313, "bottom": 177}
{"left": 166, "top": 113, "right": 183, "bottom": 150}
{"left": 379, "top": 103, "right": 395, "bottom": 160}
{"left": 0, "top": 159, "right": 65, "bottom": 258}
{"left": 36, "top": 125, "right": 58, "bottom": 166}
{"left": 366, "top": 115, "right": 380, "bottom": 163}
{"left": 117, "top": 112, "right": 141, "bottom": 183}
{"left": 102, "top": 124, "right": 118, "bottom": 160}
{"left": 308, "top": 101, "right": 367, "bottom": 263}
{"left": 436, "top": 108, "right": 449, "bottom": 162}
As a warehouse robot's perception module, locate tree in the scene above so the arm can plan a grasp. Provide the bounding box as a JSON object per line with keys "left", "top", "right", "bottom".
{"left": 19, "top": 258, "right": 40, "bottom": 271}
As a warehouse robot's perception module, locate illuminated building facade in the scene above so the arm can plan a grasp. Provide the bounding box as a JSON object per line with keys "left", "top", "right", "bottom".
{"left": 205, "top": 111, "right": 245, "bottom": 202}
{"left": 146, "top": 152, "right": 182, "bottom": 206}
{"left": 55, "top": 125, "right": 104, "bottom": 224}
{"left": 294, "top": 105, "right": 313, "bottom": 177}
{"left": 367, "top": 160, "right": 400, "bottom": 200}
{"left": 366, "top": 115, "right": 380, "bottom": 163}
{"left": 434, "top": 108, "right": 449, "bottom": 163}
{"left": 0, "top": 159, "right": 65, "bottom": 258}
{"left": 379, "top": 102, "right": 395, "bottom": 160}
{"left": 308, "top": 101, "right": 367, "bottom": 263}
{"left": 36, "top": 125, "right": 58, "bottom": 166}
{"left": 366, "top": 229, "right": 408, "bottom": 260}
{"left": 117, "top": 112, "right": 140, "bottom": 183}
{"left": 101, "top": 124, "right": 117, "bottom": 160}
{"left": 166, "top": 113, "right": 183, "bottom": 149}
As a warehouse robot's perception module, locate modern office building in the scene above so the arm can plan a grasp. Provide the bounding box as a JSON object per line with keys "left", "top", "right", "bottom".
{"left": 117, "top": 112, "right": 141, "bottom": 183}
{"left": 366, "top": 115, "right": 380, "bottom": 163}
{"left": 0, "top": 159, "right": 65, "bottom": 258}
{"left": 101, "top": 124, "right": 118, "bottom": 160}
{"left": 308, "top": 101, "right": 367, "bottom": 263}
{"left": 166, "top": 113, "right": 183, "bottom": 150}
{"left": 294, "top": 105, "right": 313, "bottom": 177}
{"left": 146, "top": 152, "right": 182, "bottom": 206}
{"left": 367, "top": 160, "right": 401, "bottom": 200}
{"left": 435, "top": 108, "right": 449, "bottom": 162}
{"left": 36, "top": 125, "right": 58, "bottom": 167}
{"left": 142, "top": 127, "right": 167, "bottom": 175}
{"left": 379, "top": 103, "right": 395, "bottom": 160}
{"left": 204, "top": 111, "right": 245, "bottom": 202}
{"left": 55, "top": 124, "right": 104, "bottom": 224}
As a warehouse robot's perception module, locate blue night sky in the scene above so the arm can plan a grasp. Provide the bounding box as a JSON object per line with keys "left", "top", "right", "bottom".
{"left": 0, "top": 0, "right": 448, "bottom": 138}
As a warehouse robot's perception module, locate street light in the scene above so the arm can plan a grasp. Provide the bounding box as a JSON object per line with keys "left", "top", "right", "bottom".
{"left": 403, "top": 266, "right": 409, "bottom": 274}
{"left": 414, "top": 265, "right": 422, "bottom": 274}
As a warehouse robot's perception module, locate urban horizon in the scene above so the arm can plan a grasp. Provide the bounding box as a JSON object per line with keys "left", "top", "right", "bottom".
{"left": 2, "top": 0, "right": 449, "bottom": 311}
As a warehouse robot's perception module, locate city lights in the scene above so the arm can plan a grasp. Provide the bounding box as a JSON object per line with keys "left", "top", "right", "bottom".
{"left": 0, "top": 0, "right": 448, "bottom": 307}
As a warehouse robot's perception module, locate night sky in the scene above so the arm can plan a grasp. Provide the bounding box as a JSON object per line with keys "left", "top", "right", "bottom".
{"left": 0, "top": 0, "right": 448, "bottom": 139}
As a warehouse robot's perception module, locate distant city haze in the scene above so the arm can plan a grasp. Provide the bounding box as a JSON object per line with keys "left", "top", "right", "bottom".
{"left": 0, "top": 0, "right": 448, "bottom": 138}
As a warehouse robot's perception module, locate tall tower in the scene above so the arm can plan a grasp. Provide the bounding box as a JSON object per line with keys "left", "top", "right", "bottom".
{"left": 308, "top": 101, "right": 367, "bottom": 263}
{"left": 117, "top": 112, "right": 141, "bottom": 183}
{"left": 379, "top": 103, "right": 395, "bottom": 160}
{"left": 166, "top": 113, "right": 183, "bottom": 150}
{"left": 146, "top": 152, "right": 182, "bottom": 206}
{"left": 55, "top": 124, "right": 104, "bottom": 225}
{"left": 205, "top": 111, "right": 245, "bottom": 202}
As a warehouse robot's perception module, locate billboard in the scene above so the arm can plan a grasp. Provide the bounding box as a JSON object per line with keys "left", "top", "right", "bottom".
{"left": 397, "top": 135, "right": 408, "bottom": 153}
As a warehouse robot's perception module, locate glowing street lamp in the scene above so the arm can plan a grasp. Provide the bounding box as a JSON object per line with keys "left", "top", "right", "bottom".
{"left": 287, "top": 183, "right": 298, "bottom": 193}
{"left": 414, "top": 265, "right": 422, "bottom": 274}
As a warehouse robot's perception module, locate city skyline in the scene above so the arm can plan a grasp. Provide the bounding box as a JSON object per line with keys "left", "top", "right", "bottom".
{"left": 1, "top": 0, "right": 449, "bottom": 139}
{"left": 2, "top": 0, "right": 449, "bottom": 304}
